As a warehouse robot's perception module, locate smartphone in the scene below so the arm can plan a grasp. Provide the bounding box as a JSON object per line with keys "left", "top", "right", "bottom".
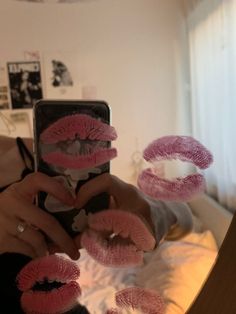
{"left": 33, "top": 100, "right": 117, "bottom": 237}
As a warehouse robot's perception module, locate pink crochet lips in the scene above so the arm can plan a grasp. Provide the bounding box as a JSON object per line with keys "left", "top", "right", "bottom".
{"left": 107, "top": 287, "right": 164, "bottom": 314}
{"left": 138, "top": 136, "right": 213, "bottom": 201}
{"left": 17, "top": 255, "right": 81, "bottom": 314}
{"left": 81, "top": 209, "right": 156, "bottom": 267}
{"left": 40, "top": 114, "right": 117, "bottom": 169}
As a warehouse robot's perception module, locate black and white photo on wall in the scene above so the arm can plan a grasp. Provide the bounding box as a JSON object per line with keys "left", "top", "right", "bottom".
{"left": 7, "top": 61, "right": 43, "bottom": 109}
{"left": 44, "top": 52, "right": 80, "bottom": 99}
{"left": 51, "top": 60, "right": 73, "bottom": 87}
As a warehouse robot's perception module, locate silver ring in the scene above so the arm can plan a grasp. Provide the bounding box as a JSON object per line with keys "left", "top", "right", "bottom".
{"left": 17, "top": 222, "right": 27, "bottom": 233}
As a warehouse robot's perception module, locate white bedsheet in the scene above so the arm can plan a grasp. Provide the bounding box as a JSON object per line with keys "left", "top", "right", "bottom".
{"left": 77, "top": 249, "right": 139, "bottom": 313}
{"left": 75, "top": 231, "right": 217, "bottom": 314}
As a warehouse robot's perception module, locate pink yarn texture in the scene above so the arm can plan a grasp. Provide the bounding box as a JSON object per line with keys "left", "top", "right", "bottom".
{"left": 138, "top": 135, "right": 213, "bottom": 201}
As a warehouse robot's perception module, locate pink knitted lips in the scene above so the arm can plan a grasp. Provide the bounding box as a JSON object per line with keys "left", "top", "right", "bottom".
{"left": 138, "top": 136, "right": 213, "bottom": 201}
{"left": 81, "top": 209, "right": 156, "bottom": 267}
{"left": 40, "top": 113, "right": 117, "bottom": 144}
{"left": 42, "top": 147, "right": 117, "bottom": 170}
{"left": 40, "top": 113, "right": 118, "bottom": 170}
{"left": 138, "top": 169, "right": 206, "bottom": 201}
{"left": 142, "top": 136, "right": 213, "bottom": 169}
{"left": 17, "top": 255, "right": 81, "bottom": 314}
{"left": 107, "top": 287, "right": 165, "bottom": 314}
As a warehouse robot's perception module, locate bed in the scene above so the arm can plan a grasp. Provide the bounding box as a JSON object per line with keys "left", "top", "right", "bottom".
{"left": 76, "top": 194, "right": 233, "bottom": 314}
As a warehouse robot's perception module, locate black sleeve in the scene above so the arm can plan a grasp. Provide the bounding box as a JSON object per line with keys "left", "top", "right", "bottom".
{"left": 0, "top": 253, "right": 32, "bottom": 314}
{"left": 16, "top": 137, "right": 34, "bottom": 179}
{"left": 0, "top": 137, "right": 34, "bottom": 193}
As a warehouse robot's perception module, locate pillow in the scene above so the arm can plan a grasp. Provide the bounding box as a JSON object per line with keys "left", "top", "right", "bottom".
{"left": 135, "top": 231, "right": 218, "bottom": 314}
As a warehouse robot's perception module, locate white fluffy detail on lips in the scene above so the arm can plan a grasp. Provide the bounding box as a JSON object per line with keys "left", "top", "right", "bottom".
{"left": 72, "top": 209, "right": 89, "bottom": 232}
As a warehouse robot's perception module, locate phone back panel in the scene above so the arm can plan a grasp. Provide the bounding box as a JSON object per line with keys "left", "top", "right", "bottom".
{"left": 33, "top": 100, "right": 112, "bottom": 236}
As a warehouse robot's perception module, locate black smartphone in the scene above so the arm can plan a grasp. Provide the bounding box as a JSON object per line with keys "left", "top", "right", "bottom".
{"left": 33, "top": 100, "right": 117, "bottom": 237}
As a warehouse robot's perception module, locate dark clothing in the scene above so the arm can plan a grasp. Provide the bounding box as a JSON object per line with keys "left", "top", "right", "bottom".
{"left": 1, "top": 253, "right": 31, "bottom": 313}
{"left": 0, "top": 137, "right": 34, "bottom": 193}
{"left": 0, "top": 138, "right": 34, "bottom": 312}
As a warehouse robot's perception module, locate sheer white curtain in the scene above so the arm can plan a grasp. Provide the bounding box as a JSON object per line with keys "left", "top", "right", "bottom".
{"left": 187, "top": 0, "right": 236, "bottom": 211}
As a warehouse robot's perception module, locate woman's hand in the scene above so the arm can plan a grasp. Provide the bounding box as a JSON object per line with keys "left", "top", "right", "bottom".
{"left": 0, "top": 172, "right": 79, "bottom": 260}
{"left": 74, "top": 173, "right": 155, "bottom": 249}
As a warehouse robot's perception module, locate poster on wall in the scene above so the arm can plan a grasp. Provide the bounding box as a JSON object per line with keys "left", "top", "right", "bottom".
{"left": 43, "top": 52, "right": 80, "bottom": 99}
{"left": 7, "top": 61, "right": 43, "bottom": 109}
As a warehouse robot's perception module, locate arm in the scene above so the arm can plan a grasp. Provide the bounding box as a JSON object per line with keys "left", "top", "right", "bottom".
{"left": 147, "top": 197, "right": 194, "bottom": 242}
{"left": 74, "top": 173, "right": 194, "bottom": 249}
{"left": 0, "top": 252, "right": 31, "bottom": 313}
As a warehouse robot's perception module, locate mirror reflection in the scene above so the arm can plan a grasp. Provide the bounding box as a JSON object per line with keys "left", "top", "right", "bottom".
{"left": 0, "top": 0, "right": 235, "bottom": 313}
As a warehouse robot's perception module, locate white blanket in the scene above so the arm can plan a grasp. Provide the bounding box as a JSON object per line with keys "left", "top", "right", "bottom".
{"left": 76, "top": 231, "right": 217, "bottom": 314}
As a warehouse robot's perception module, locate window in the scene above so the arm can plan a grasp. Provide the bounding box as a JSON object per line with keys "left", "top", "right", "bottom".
{"left": 187, "top": 0, "right": 236, "bottom": 211}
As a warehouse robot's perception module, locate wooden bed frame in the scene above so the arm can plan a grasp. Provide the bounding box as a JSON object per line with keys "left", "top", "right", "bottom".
{"left": 187, "top": 194, "right": 235, "bottom": 313}
{"left": 188, "top": 194, "right": 232, "bottom": 248}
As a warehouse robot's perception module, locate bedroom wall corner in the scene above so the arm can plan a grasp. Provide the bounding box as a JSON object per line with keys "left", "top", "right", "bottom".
{"left": 0, "top": 0, "right": 190, "bottom": 184}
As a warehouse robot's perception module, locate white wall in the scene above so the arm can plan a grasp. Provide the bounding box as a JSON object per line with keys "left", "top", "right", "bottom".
{"left": 0, "top": 0, "right": 190, "bottom": 184}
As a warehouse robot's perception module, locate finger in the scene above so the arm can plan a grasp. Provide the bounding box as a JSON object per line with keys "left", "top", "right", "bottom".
{"left": 109, "top": 196, "right": 117, "bottom": 209}
{"left": 11, "top": 172, "right": 74, "bottom": 206}
{"left": 75, "top": 173, "right": 128, "bottom": 208}
{"left": 0, "top": 235, "right": 36, "bottom": 259}
{"left": 75, "top": 173, "right": 155, "bottom": 235}
{"left": 5, "top": 199, "right": 79, "bottom": 260}
{"left": 48, "top": 243, "right": 81, "bottom": 259}
{"left": 75, "top": 174, "right": 147, "bottom": 214}
{"left": 47, "top": 243, "right": 62, "bottom": 255}
{"left": 1, "top": 213, "right": 48, "bottom": 258}
{"left": 16, "top": 227, "right": 48, "bottom": 258}
{"left": 74, "top": 234, "right": 82, "bottom": 250}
